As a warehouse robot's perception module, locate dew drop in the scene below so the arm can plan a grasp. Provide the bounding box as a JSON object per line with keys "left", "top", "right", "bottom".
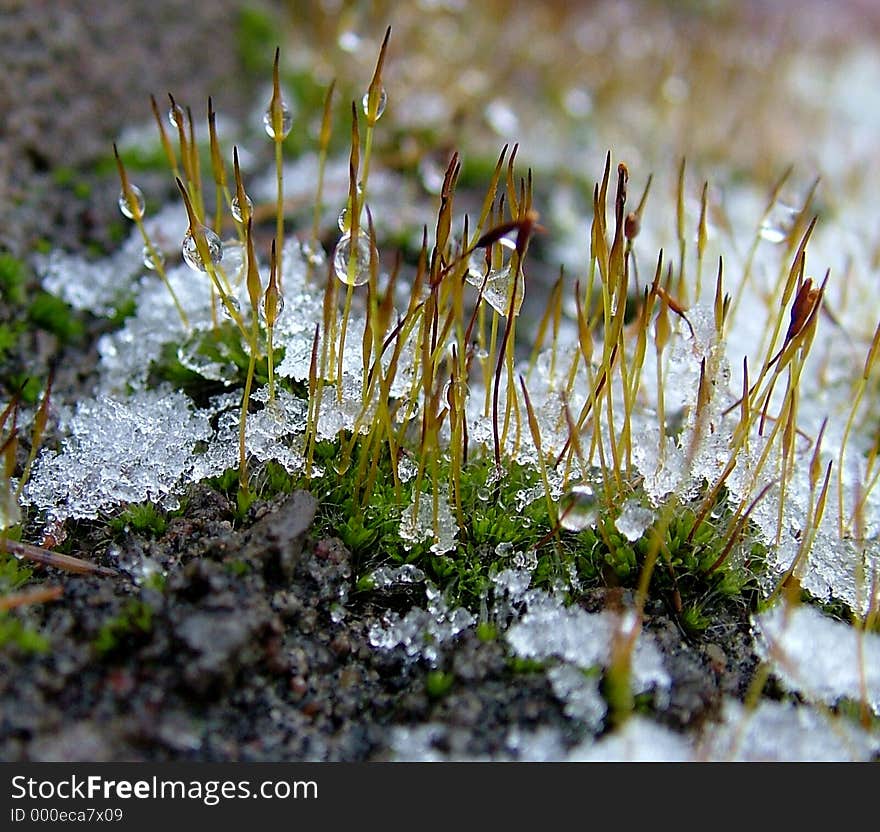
{"left": 760, "top": 201, "right": 798, "bottom": 244}
{"left": 362, "top": 86, "right": 388, "bottom": 120}
{"left": 220, "top": 295, "right": 241, "bottom": 320}
{"left": 118, "top": 185, "right": 145, "bottom": 220}
{"left": 261, "top": 292, "right": 285, "bottom": 324}
{"left": 142, "top": 245, "right": 165, "bottom": 271}
{"left": 558, "top": 484, "right": 599, "bottom": 532}
{"left": 181, "top": 227, "right": 223, "bottom": 272}
{"left": 333, "top": 229, "right": 375, "bottom": 287}
{"left": 337, "top": 206, "right": 350, "bottom": 232}
{"left": 476, "top": 486, "right": 491, "bottom": 502}
{"left": 231, "top": 194, "right": 253, "bottom": 224}
{"left": 263, "top": 102, "right": 293, "bottom": 140}
{"left": 168, "top": 104, "right": 185, "bottom": 129}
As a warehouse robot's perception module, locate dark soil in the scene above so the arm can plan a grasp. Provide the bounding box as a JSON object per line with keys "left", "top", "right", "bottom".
{"left": 0, "top": 484, "right": 759, "bottom": 762}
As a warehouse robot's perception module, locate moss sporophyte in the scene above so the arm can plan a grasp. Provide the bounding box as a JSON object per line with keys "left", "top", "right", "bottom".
{"left": 4, "top": 27, "right": 880, "bottom": 730}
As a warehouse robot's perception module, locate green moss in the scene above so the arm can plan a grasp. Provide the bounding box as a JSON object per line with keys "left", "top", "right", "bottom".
{"left": 0, "top": 324, "right": 21, "bottom": 364}
{"left": 0, "top": 253, "right": 27, "bottom": 306}
{"left": 52, "top": 166, "right": 92, "bottom": 199}
{"left": 27, "top": 292, "right": 85, "bottom": 342}
{"left": 476, "top": 621, "right": 498, "bottom": 642}
{"left": 109, "top": 502, "right": 168, "bottom": 538}
{"left": 93, "top": 599, "right": 154, "bottom": 657}
{"left": 0, "top": 554, "right": 34, "bottom": 594}
{"left": 0, "top": 613, "right": 50, "bottom": 655}
{"left": 237, "top": 6, "right": 280, "bottom": 76}
{"left": 225, "top": 558, "right": 251, "bottom": 577}
{"left": 507, "top": 656, "right": 546, "bottom": 674}
{"left": 425, "top": 669, "right": 455, "bottom": 699}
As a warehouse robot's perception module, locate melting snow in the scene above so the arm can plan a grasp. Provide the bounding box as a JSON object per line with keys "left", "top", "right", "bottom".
{"left": 755, "top": 603, "right": 880, "bottom": 714}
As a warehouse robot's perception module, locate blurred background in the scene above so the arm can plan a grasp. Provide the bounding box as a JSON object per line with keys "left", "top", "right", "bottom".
{"left": 3, "top": 0, "right": 880, "bottom": 269}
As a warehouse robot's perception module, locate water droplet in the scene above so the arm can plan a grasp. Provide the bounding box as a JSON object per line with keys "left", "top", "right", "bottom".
{"left": 465, "top": 259, "right": 525, "bottom": 317}
{"left": 333, "top": 229, "right": 375, "bottom": 287}
{"left": 142, "top": 245, "right": 165, "bottom": 271}
{"left": 261, "top": 292, "right": 285, "bottom": 324}
{"left": 231, "top": 194, "right": 253, "bottom": 223}
{"left": 476, "top": 486, "right": 491, "bottom": 501}
{"left": 181, "top": 227, "right": 223, "bottom": 272}
{"left": 263, "top": 102, "right": 293, "bottom": 140}
{"left": 220, "top": 295, "right": 241, "bottom": 320}
{"left": 118, "top": 185, "right": 145, "bottom": 220}
{"left": 362, "top": 86, "right": 388, "bottom": 120}
{"left": 168, "top": 104, "right": 185, "bottom": 129}
{"left": 558, "top": 484, "right": 599, "bottom": 531}
{"left": 760, "top": 201, "right": 798, "bottom": 244}
{"left": 337, "top": 206, "right": 350, "bottom": 232}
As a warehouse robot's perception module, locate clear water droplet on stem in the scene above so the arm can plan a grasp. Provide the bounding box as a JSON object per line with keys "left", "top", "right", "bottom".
{"left": 759, "top": 200, "right": 798, "bottom": 244}
{"left": 333, "top": 229, "right": 375, "bottom": 287}
{"left": 118, "top": 185, "right": 145, "bottom": 220}
{"left": 231, "top": 194, "right": 253, "bottom": 224}
{"left": 362, "top": 86, "right": 388, "bottom": 120}
{"left": 168, "top": 104, "right": 185, "bottom": 129}
{"left": 142, "top": 245, "right": 165, "bottom": 271}
{"left": 558, "top": 484, "right": 599, "bottom": 532}
{"left": 263, "top": 102, "right": 293, "bottom": 140}
{"left": 181, "top": 227, "right": 223, "bottom": 272}
{"left": 220, "top": 295, "right": 241, "bottom": 320}
{"left": 261, "top": 292, "right": 285, "bottom": 324}
{"left": 337, "top": 206, "right": 350, "bottom": 232}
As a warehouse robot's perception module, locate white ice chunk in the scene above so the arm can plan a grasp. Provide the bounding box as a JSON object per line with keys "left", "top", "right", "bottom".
{"left": 24, "top": 387, "right": 212, "bottom": 520}
{"left": 703, "top": 699, "right": 880, "bottom": 761}
{"left": 754, "top": 603, "right": 880, "bottom": 714}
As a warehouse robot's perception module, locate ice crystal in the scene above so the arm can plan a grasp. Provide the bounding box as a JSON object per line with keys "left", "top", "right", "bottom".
{"left": 24, "top": 387, "right": 213, "bottom": 521}
{"left": 703, "top": 699, "right": 880, "bottom": 762}
{"left": 546, "top": 665, "right": 606, "bottom": 730}
{"left": 614, "top": 499, "right": 656, "bottom": 542}
{"left": 367, "top": 581, "right": 474, "bottom": 665}
{"left": 506, "top": 592, "right": 670, "bottom": 696}
{"left": 568, "top": 717, "right": 693, "bottom": 762}
{"left": 368, "top": 563, "right": 426, "bottom": 589}
{"left": 398, "top": 488, "right": 458, "bottom": 555}
{"left": 754, "top": 603, "right": 880, "bottom": 714}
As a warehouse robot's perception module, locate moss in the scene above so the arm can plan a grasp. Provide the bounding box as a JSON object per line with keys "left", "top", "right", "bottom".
{"left": 0, "top": 613, "right": 50, "bottom": 655}
{"left": 507, "top": 656, "right": 546, "bottom": 674}
{"left": 51, "top": 166, "right": 92, "bottom": 199}
{"left": 0, "top": 253, "right": 28, "bottom": 306}
{"left": 93, "top": 599, "right": 154, "bottom": 657}
{"left": 109, "top": 502, "right": 168, "bottom": 539}
{"left": 237, "top": 6, "right": 280, "bottom": 77}
{"left": 425, "top": 669, "right": 455, "bottom": 699}
{"left": 27, "top": 292, "right": 85, "bottom": 342}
